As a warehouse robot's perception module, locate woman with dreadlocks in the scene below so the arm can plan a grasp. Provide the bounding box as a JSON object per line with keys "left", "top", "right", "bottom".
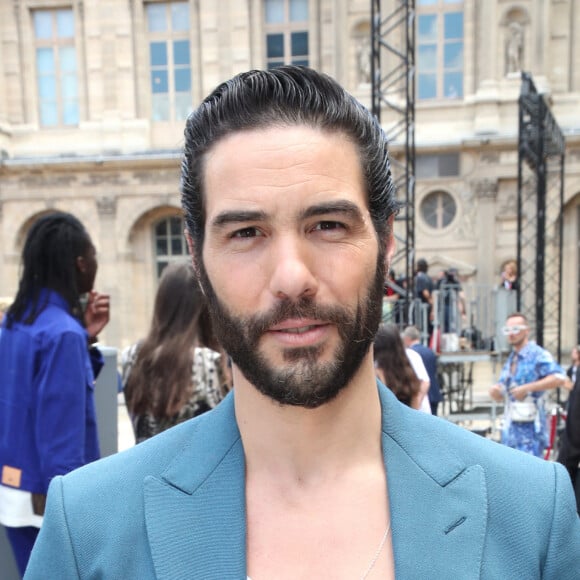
{"left": 0, "top": 212, "right": 110, "bottom": 576}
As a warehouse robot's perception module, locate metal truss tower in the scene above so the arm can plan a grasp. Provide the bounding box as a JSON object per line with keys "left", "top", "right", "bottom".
{"left": 371, "top": 0, "right": 416, "bottom": 319}
{"left": 517, "top": 72, "right": 565, "bottom": 359}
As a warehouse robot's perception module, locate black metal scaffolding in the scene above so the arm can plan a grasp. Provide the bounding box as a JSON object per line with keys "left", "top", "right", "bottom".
{"left": 517, "top": 72, "right": 565, "bottom": 359}
{"left": 371, "top": 0, "right": 415, "bottom": 319}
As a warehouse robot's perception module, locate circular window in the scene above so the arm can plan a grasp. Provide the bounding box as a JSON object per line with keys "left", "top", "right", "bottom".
{"left": 420, "top": 191, "right": 457, "bottom": 229}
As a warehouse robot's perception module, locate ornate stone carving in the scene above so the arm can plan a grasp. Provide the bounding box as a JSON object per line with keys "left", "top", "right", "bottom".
{"left": 506, "top": 22, "right": 524, "bottom": 75}
{"left": 472, "top": 179, "right": 498, "bottom": 200}
{"left": 356, "top": 36, "right": 371, "bottom": 84}
{"left": 97, "top": 195, "right": 117, "bottom": 216}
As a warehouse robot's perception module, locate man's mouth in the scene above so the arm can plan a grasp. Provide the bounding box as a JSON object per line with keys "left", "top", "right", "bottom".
{"left": 282, "top": 325, "right": 319, "bottom": 334}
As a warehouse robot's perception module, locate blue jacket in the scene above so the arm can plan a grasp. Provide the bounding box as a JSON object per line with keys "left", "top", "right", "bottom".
{"left": 25, "top": 383, "right": 580, "bottom": 578}
{"left": 0, "top": 290, "right": 101, "bottom": 494}
{"left": 411, "top": 342, "right": 443, "bottom": 403}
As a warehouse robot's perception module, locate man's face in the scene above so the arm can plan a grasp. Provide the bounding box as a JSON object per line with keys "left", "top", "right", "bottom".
{"left": 195, "top": 125, "right": 393, "bottom": 408}
{"left": 504, "top": 315, "right": 529, "bottom": 348}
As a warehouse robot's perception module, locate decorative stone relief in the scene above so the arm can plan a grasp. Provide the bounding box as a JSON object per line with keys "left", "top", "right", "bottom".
{"left": 473, "top": 178, "right": 499, "bottom": 200}
{"left": 455, "top": 188, "right": 477, "bottom": 240}
{"left": 480, "top": 152, "right": 500, "bottom": 165}
{"left": 356, "top": 36, "right": 371, "bottom": 84}
{"left": 506, "top": 22, "right": 524, "bottom": 75}
{"left": 97, "top": 195, "right": 117, "bottom": 216}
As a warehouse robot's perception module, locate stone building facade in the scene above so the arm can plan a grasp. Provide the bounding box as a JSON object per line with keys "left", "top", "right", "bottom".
{"left": 0, "top": 0, "right": 579, "bottom": 350}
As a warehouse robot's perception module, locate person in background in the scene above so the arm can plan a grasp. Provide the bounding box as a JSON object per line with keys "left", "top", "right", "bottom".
{"left": 0, "top": 212, "right": 110, "bottom": 577}
{"left": 558, "top": 346, "right": 580, "bottom": 512}
{"left": 402, "top": 325, "right": 444, "bottom": 416}
{"left": 25, "top": 66, "right": 580, "bottom": 579}
{"left": 489, "top": 312, "right": 569, "bottom": 457}
{"left": 414, "top": 258, "right": 434, "bottom": 336}
{"left": 374, "top": 323, "right": 422, "bottom": 410}
{"left": 500, "top": 260, "right": 518, "bottom": 291}
{"left": 381, "top": 269, "right": 400, "bottom": 324}
{"left": 122, "top": 260, "right": 230, "bottom": 443}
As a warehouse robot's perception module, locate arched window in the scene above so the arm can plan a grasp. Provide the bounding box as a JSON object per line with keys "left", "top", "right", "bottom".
{"left": 420, "top": 191, "right": 457, "bottom": 229}
{"left": 154, "top": 216, "right": 187, "bottom": 278}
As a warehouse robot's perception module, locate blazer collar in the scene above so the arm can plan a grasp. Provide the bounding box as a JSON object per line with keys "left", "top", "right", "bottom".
{"left": 144, "top": 385, "right": 488, "bottom": 579}
{"left": 379, "top": 384, "right": 487, "bottom": 579}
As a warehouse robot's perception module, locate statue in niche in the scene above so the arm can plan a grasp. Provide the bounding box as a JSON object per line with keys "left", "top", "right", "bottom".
{"left": 357, "top": 36, "right": 371, "bottom": 84}
{"left": 506, "top": 22, "right": 524, "bottom": 74}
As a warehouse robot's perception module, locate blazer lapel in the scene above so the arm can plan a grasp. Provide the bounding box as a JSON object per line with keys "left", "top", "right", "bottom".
{"left": 144, "top": 395, "right": 247, "bottom": 579}
{"left": 379, "top": 384, "right": 488, "bottom": 579}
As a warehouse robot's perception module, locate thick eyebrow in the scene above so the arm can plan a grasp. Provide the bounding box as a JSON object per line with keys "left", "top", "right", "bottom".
{"left": 300, "top": 200, "right": 365, "bottom": 222}
{"left": 211, "top": 209, "right": 268, "bottom": 230}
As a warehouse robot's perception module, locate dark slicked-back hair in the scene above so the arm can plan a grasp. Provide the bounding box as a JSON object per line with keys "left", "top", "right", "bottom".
{"left": 6, "top": 212, "right": 91, "bottom": 327}
{"left": 181, "top": 66, "right": 399, "bottom": 256}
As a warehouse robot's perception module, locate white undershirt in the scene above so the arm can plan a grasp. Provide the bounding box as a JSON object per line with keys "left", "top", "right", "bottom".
{"left": 0, "top": 484, "right": 43, "bottom": 528}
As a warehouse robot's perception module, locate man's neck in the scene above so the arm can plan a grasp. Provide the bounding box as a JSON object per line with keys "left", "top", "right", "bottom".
{"left": 233, "top": 355, "right": 382, "bottom": 485}
{"left": 513, "top": 339, "right": 529, "bottom": 354}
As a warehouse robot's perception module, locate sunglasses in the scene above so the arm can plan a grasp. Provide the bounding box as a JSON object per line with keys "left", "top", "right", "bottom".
{"left": 502, "top": 325, "right": 528, "bottom": 335}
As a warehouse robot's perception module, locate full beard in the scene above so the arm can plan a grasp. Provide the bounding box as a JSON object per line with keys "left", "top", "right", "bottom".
{"left": 197, "top": 252, "right": 385, "bottom": 409}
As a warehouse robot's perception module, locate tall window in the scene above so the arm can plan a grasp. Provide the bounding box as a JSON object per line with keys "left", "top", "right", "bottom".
{"left": 417, "top": 0, "right": 464, "bottom": 100}
{"left": 264, "top": 0, "right": 309, "bottom": 69}
{"left": 146, "top": 2, "right": 191, "bottom": 122}
{"left": 154, "top": 216, "right": 187, "bottom": 278}
{"left": 33, "top": 9, "right": 79, "bottom": 127}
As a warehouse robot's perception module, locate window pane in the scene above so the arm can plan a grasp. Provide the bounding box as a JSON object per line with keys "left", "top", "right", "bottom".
{"left": 173, "top": 40, "right": 190, "bottom": 65}
{"left": 444, "top": 42, "right": 463, "bottom": 69}
{"left": 38, "top": 76, "right": 56, "bottom": 99}
{"left": 444, "top": 72, "right": 462, "bottom": 98}
{"left": 267, "top": 34, "right": 284, "bottom": 58}
{"left": 150, "top": 42, "right": 168, "bottom": 66}
{"left": 267, "top": 60, "right": 284, "bottom": 70}
{"left": 422, "top": 197, "right": 438, "bottom": 228}
{"left": 152, "top": 93, "right": 170, "bottom": 121}
{"left": 444, "top": 12, "right": 463, "bottom": 39}
{"left": 36, "top": 48, "right": 55, "bottom": 74}
{"left": 439, "top": 154, "right": 460, "bottom": 176}
{"left": 174, "top": 68, "right": 191, "bottom": 92}
{"left": 59, "top": 47, "right": 77, "bottom": 73}
{"left": 418, "top": 15, "right": 437, "bottom": 42}
{"left": 156, "top": 236, "right": 168, "bottom": 255}
{"left": 170, "top": 217, "right": 182, "bottom": 235}
{"left": 171, "top": 237, "right": 183, "bottom": 255}
{"left": 418, "top": 74, "right": 436, "bottom": 99}
{"left": 265, "top": 0, "right": 284, "bottom": 23}
{"left": 34, "top": 12, "right": 53, "bottom": 39}
{"left": 290, "top": 0, "right": 309, "bottom": 21}
{"left": 418, "top": 45, "right": 437, "bottom": 71}
{"left": 56, "top": 10, "right": 74, "bottom": 38}
{"left": 416, "top": 155, "right": 439, "bottom": 179}
{"left": 62, "top": 100, "right": 79, "bottom": 125}
{"left": 40, "top": 102, "right": 58, "bottom": 126}
{"left": 174, "top": 92, "right": 192, "bottom": 120}
{"left": 151, "top": 70, "right": 168, "bottom": 94}
{"left": 292, "top": 58, "right": 309, "bottom": 67}
{"left": 171, "top": 2, "right": 190, "bottom": 31}
{"left": 441, "top": 194, "right": 456, "bottom": 227}
{"left": 156, "top": 221, "right": 168, "bottom": 236}
{"left": 61, "top": 74, "right": 78, "bottom": 99}
{"left": 291, "top": 32, "right": 308, "bottom": 56}
{"left": 147, "top": 3, "right": 167, "bottom": 32}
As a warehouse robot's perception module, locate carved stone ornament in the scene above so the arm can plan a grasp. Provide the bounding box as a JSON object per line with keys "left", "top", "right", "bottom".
{"left": 97, "top": 195, "right": 117, "bottom": 216}
{"left": 473, "top": 179, "right": 498, "bottom": 200}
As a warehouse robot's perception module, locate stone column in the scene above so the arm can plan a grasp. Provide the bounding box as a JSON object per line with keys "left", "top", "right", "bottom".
{"left": 473, "top": 178, "right": 499, "bottom": 286}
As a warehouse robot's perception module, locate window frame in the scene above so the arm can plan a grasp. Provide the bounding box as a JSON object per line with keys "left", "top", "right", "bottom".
{"left": 263, "top": 0, "right": 310, "bottom": 70}
{"left": 145, "top": 1, "right": 193, "bottom": 123}
{"left": 32, "top": 7, "right": 80, "bottom": 128}
{"left": 153, "top": 215, "right": 188, "bottom": 279}
{"left": 420, "top": 190, "right": 458, "bottom": 230}
{"left": 416, "top": 0, "right": 464, "bottom": 101}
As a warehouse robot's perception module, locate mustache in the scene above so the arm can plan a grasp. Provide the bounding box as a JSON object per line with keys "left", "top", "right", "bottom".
{"left": 242, "top": 297, "right": 353, "bottom": 337}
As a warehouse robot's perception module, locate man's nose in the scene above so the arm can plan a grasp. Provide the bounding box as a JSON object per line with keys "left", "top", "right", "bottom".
{"left": 268, "top": 236, "right": 318, "bottom": 301}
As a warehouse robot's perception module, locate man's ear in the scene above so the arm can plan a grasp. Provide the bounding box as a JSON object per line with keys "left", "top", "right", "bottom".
{"left": 383, "top": 215, "right": 396, "bottom": 271}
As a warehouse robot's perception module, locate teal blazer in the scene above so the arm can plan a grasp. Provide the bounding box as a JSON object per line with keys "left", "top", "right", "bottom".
{"left": 25, "top": 384, "right": 580, "bottom": 579}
